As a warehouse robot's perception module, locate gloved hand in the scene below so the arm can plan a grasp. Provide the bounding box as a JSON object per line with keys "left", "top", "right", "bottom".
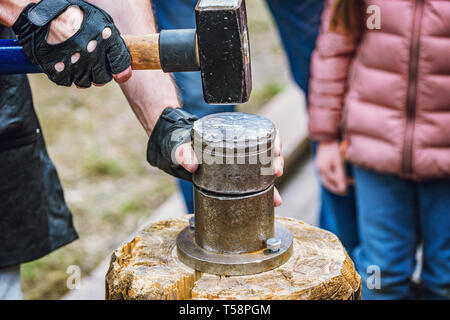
{"left": 147, "top": 107, "right": 199, "bottom": 181}
{"left": 148, "top": 107, "right": 284, "bottom": 206}
{"left": 13, "top": 0, "right": 131, "bottom": 88}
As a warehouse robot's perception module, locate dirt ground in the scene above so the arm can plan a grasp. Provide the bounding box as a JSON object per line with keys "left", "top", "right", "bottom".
{"left": 21, "top": 0, "right": 291, "bottom": 299}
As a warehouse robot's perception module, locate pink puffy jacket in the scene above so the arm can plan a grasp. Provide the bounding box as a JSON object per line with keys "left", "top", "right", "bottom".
{"left": 308, "top": 0, "right": 450, "bottom": 180}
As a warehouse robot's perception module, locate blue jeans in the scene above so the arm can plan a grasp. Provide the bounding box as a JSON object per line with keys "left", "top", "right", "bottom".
{"left": 310, "top": 142, "right": 359, "bottom": 256}
{"left": 266, "top": 0, "right": 325, "bottom": 95}
{"left": 0, "top": 265, "right": 22, "bottom": 300}
{"left": 353, "top": 166, "right": 450, "bottom": 300}
{"left": 319, "top": 167, "right": 359, "bottom": 255}
{"left": 152, "top": 0, "right": 235, "bottom": 213}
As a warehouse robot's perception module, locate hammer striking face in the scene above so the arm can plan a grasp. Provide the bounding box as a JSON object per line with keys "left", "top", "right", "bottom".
{"left": 195, "top": 0, "right": 252, "bottom": 105}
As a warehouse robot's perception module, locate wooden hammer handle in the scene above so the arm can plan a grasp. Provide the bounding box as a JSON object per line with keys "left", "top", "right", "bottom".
{"left": 122, "top": 34, "right": 161, "bottom": 70}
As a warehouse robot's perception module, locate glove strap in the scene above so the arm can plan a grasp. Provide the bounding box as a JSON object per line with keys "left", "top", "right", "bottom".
{"left": 27, "top": 0, "right": 72, "bottom": 27}
{"left": 160, "top": 108, "right": 199, "bottom": 125}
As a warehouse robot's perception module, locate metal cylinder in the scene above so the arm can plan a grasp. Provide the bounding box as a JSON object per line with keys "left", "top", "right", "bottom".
{"left": 177, "top": 112, "right": 293, "bottom": 276}
{"left": 194, "top": 185, "right": 274, "bottom": 254}
{"left": 192, "top": 112, "right": 276, "bottom": 194}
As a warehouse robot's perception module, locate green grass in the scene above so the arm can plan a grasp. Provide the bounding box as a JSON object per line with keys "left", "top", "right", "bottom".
{"left": 22, "top": 246, "right": 87, "bottom": 300}
{"left": 83, "top": 151, "right": 126, "bottom": 178}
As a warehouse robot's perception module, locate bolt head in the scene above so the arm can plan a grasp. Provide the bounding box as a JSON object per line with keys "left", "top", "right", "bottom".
{"left": 266, "top": 237, "right": 281, "bottom": 252}
{"left": 189, "top": 217, "right": 195, "bottom": 229}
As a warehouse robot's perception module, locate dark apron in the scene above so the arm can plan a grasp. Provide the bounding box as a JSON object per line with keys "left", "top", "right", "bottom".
{"left": 0, "top": 26, "right": 78, "bottom": 268}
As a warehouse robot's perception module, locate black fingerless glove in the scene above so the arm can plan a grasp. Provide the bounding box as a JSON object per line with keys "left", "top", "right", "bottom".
{"left": 147, "top": 108, "right": 198, "bottom": 181}
{"left": 13, "top": 0, "right": 131, "bottom": 87}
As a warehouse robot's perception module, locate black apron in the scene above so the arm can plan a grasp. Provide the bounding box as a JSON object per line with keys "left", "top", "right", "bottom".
{"left": 0, "top": 26, "right": 78, "bottom": 268}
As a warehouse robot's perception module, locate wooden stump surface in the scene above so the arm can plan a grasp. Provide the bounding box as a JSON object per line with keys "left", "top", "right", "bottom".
{"left": 105, "top": 216, "right": 361, "bottom": 300}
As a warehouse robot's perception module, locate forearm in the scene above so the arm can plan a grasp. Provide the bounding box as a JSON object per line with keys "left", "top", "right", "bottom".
{"left": 119, "top": 72, "right": 180, "bottom": 136}
{"left": 0, "top": 0, "right": 37, "bottom": 27}
{"left": 88, "top": 0, "right": 181, "bottom": 136}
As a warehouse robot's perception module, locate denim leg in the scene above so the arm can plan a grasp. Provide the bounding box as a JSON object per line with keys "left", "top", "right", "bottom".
{"left": 417, "top": 180, "right": 450, "bottom": 299}
{"left": 318, "top": 187, "right": 338, "bottom": 233}
{"left": 320, "top": 182, "right": 359, "bottom": 256}
{"left": 178, "top": 179, "right": 194, "bottom": 214}
{"left": 151, "top": 0, "right": 199, "bottom": 31}
{"left": 353, "top": 167, "right": 418, "bottom": 300}
{"left": 0, "top": 265, "right": 23, "bottom": 300}
{"left": 265, "top": 0, "right": 325, "bottom": 94}
{"left": 152, "top": 0, "right": 235, "bottom": 213}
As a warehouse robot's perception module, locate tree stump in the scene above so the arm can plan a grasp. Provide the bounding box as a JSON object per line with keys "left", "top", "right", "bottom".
{"left": 105, "top": 216, "right": 361, "bottom": 300}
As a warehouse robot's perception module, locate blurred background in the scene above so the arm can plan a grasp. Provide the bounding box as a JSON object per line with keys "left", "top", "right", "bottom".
{"left": 22, "top": 0, "right": 295, "bottom": 299}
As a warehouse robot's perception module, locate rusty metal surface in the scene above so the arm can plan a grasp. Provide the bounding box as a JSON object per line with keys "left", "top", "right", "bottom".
{"left": 194, "top": 185, "right": 274, "bottom": 254}
{"left": 176, "top": 222, "right": 293, "bottom": 276}
{"left": 192, "top": 112, "right": 276, "bottom": 194}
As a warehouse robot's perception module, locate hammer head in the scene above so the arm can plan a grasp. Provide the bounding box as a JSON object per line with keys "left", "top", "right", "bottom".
{"left": 196, "top": 0, "right": 252, "bottom": 104}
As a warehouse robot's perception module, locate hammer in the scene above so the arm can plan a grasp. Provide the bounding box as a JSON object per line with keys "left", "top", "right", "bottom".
{"left": 0, "top": 0, "right": 252, "bottom": 104}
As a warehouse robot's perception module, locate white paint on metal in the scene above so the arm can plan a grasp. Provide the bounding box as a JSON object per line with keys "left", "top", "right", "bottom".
{"left": 197, "top": 0, "right": 240, "bottom": 9}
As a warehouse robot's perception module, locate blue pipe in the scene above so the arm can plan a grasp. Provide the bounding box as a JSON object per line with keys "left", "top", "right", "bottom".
{"left": 0, "top": 39, "right": 40, "bottom": 74}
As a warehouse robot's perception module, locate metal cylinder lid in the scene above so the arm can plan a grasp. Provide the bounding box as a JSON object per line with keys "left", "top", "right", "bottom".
{"left": 192, "top": 112, "right": 276, "bottom": 194}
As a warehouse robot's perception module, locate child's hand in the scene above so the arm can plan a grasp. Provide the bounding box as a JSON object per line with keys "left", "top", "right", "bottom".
{"left": 316, "top": 141, "right": 348, "bottom": 195}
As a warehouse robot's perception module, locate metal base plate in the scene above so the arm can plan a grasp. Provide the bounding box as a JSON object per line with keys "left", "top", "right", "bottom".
{"left": 176, "top": 223, "right": 293, "bottom": 276}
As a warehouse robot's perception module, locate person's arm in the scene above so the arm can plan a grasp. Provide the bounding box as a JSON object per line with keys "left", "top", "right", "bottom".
{"left": 308, "top": 0, "right": 359, "bottom": 142}
{"left": 1, "top": 0, "right": 176, "bottom": 134}
{"left": 87, "top": 0, "right": 283, "bottom": 206}
{"left": 308, "top": 0, "right": 360, "bottom": 195}
{"left": 3, "top": 0, "right": 132, "bottom": 86}
{"left": 88, "top": 0, "right": 201, "bottom": 174}
{"left": 0, "top": 0, "right": 37, "bottom": 27}
{"left": 88, "top": 0, "right": 180, "bottom": 135}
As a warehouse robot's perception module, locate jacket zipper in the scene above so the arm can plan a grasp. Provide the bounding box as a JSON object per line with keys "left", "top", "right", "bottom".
{"left": 403, "top": 0, "right": 425, "bottom": 174}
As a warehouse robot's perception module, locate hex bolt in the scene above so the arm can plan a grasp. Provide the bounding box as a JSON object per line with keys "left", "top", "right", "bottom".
{"left": 189, "top": 217, "right": 195, "bottom": 229}
{"left": 266, "top": 237, "right": 282, "bottom": 252}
